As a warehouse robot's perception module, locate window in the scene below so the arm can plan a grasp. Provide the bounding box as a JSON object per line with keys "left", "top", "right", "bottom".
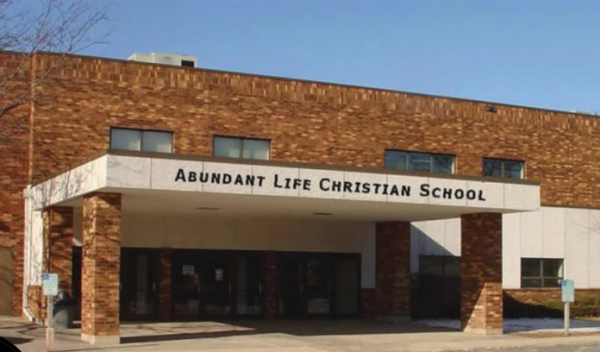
{"left": 521, "top": 258, "right": 563, "bottom": 288}
{"left": 483, "top": 158, "right": 524, "bottom": 179}
{"left": 110, "top": 128, "right": 173, "bottom": 153}
{"left": 214, "top": 136, "right": 270, "bottom": 160}
{"left": 385, "top": 150, "right": 455, "bottom": 174}
{"left": 419, "top": 256, "right": 460, "bottom": 277}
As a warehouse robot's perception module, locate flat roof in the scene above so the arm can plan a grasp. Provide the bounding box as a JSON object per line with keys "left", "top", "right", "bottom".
{"left": 15, "top": 50, "right": 599, "bottom": 119}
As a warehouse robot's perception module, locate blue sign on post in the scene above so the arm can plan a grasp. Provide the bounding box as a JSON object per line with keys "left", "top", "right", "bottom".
{"left": 561, "top": 279, "right": 575, "bottom": 303}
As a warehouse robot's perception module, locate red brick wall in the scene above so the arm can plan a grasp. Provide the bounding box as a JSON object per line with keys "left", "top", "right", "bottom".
{"left": 461, "top": 213, "right": 503, "bottom": 334}
{"left": 505, "top": 289, "right": 561, "bottom": 303}
{"left": 21, "top": 53, "right": 600, "bottom": 209}
{"left": 81, "top": 192, "right": 121, "bottom": 339}
{"left": 361, "top": 288, "right": 378, "bottom": 317}
{"left": 0, "top": 52, "right": 32, "bottom": 316}
{"left": 158, "top": 248, "right": 172, "bottom": 321}
{"left": 262, "top": 251, "right": 277, "bottom": 319}
{"left": 26, "top": 285, "right": 45, "bottom": 323}
{"left": 43, "top": 207, "right": 74, "bottom": 294}
{"left": 372, "top": 222, "right": 411, "bottom": 318}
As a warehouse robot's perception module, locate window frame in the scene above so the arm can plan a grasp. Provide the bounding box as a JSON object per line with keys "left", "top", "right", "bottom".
{"left": 520, "top": 258, "right": 564, "bottom": 288}
{"left": 482, "top": 157, "right": 525, "bottom": 179}
{"left": 385, "top": 149, "right": 456, "bottom": 174}
{"left": 110, "top": 127, "right": 174, "bottom": 153}
{"left": 213, "top": 135, "right": 271, "bottom": 160}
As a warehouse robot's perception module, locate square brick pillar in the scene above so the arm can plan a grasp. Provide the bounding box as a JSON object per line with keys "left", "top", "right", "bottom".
{"left": 461, "top": 213, "right": 503, "bottom": 335}
{"left": 158, "top": 248, "right": 172, "bottom": 321}
{"left": 262, "top": 251, "right": 277, "bottom": 319}
{"left": 42, "top": 207, "right": 74, "bottom": 294}
{"left": 375, "top": 221, "right": 411, "bottom": 322}
{"left": 81, "top": 193, "right": 121, "bottom": 345}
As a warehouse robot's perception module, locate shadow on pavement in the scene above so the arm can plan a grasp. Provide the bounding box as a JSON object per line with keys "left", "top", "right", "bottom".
{"left": 4, "top": 336, "right": 34, "bottom": 345}
{"left": 120, "top": 319, "right": 458, "bottom": 344}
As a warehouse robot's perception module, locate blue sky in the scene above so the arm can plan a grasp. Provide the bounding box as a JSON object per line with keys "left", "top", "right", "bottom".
{"left": 77, "top": 1, "right": 600, "bottom": 113}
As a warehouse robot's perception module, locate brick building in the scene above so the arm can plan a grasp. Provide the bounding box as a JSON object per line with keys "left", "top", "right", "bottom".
{"left": 1, "top": 50, "right": 598, "bottom": 345}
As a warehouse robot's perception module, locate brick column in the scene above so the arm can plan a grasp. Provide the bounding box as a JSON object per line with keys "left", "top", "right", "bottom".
{"left": 43, "top": 206, "right": 74, "bottom": 294}
{"left": 262, "top": 251, "right": 277, "bottom": 319}
{"left": 461, "top": 213, "right": 503, "bottom": 335}
{"left": 158, "top": 248, "right": 172, "bottom": 321}
{"left": 81, "top": 193, "right": 121, "bottom": 345}
{"left": 375, "top": 221, "right": 411, "bottom": 322}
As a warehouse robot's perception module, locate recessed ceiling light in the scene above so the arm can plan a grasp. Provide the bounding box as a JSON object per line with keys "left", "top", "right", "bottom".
{"left": 196, "top": 207, "right": 220, "bottom": 211}
{"left": 313, "top": 212, "right": 333, "bottom": 216}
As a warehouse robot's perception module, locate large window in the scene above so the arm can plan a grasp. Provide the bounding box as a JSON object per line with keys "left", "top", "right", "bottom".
{"left": 385, "top": 150, "right": 455, "bottom": 174}
{"left": 214, "top": 136, "right": 270, "bottom": 160}
{"left": 110, "top": 128, "right": 173, "bottom": 153}
{"left": 483, "top": 158, "right": 524, "bottom": 179}
{"left": 521, "top": 258, "right": 563, "bottom": 288}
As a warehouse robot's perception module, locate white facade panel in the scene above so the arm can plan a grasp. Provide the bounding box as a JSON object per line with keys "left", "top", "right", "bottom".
{"left": 588, "top": 209, "right": 600, "bottom": 287}
{"left": 443, "top": 218, "right": 461, "bottom": 256}
{"left": 520, "top": 210, "right": 543, "bottom": 258}
{"left": 541, "top": 207, "right": 566, "bottom": 258}
{"left": 502, "top": 213, "right": 521, "bottom": 288}
{"left": 564, "top": 208, "right": 589, "bottom": 287}
{"left": 31, "top": 154, "right": 540, "bottom": 215}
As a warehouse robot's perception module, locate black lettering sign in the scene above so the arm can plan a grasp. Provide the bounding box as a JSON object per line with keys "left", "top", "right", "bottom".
{"left": 173, "top": 169, "right": 487, "bottom": 203}
{"left": 175, "top": 168, "right": 186, "bottom": 182}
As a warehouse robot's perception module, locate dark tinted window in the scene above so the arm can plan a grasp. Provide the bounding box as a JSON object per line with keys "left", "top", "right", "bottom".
{"left": 521, "top": 258, "right": 563, "bottom": 288}
{"left": 483, "top": 158, "right": 524, "bottom": 179}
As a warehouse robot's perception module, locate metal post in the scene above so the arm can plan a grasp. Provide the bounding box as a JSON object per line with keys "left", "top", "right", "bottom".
{"left": 564, "top": 302, "right": 570, "bottom": 336}
{"left": 46, "top": 296, "right": 54, "bottom": 351}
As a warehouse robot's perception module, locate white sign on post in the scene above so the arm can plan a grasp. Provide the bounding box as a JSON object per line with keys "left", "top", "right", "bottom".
{"left": 561, "top": 279, "right": 575, "bottom": 337}
{"left": 562, "top": 280, "right": 575, "bottom": 303}
{"left": 42, "top": 273, "right": 58, "bottom": 351}
{"left": 42, "top": 273, "right": 59, "bottom": 297}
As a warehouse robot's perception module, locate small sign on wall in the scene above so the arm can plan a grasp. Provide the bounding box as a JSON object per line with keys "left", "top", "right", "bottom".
{"left": 42, "top": 273, "right": 59, "bottom": 296}
{"left": 182, "top": 265, "right": 195, "bottom": 276}
{"left": 561, "top": 279, "right": 575, "bottom": 303}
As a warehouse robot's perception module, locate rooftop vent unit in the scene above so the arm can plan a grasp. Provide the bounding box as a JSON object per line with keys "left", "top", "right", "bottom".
{"left": 127, "top": 52, "right": 197, "bottom": 68}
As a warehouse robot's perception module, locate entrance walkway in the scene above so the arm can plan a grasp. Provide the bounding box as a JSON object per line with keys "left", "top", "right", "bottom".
{"left": 1, "top": 317, "right": 600, "bottom": 352}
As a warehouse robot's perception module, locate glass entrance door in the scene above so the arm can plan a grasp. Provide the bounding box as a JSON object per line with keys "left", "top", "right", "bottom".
{"left": 171, "top": 250, "right": 263, "bottom": 319}
{"left": 333, "top": 259, "right": 359, "bottom": 315}
{"left": 305, "top": 258, "right": 332, "bottom": 315}
{"left": 202, "top": 255, "right": 232, "bottom": 316}
{"left": 172, "top": 251, "right": 201, "bottom": 319}
{"left": 120, "top": 248, "right": 159, "bottom": 321}
{"left": 235, "top": 255, "right": 262, "bottom": 315}
{"left": 278, "top": 253, "right": 359, "bottom": 318}
{"left": 279, "top": 256, "right": 305, "bottom": 316}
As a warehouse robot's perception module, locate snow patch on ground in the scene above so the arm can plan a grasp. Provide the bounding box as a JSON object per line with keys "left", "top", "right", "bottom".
{"left": 415, "top": 318, "right": 600, "bottom": 333}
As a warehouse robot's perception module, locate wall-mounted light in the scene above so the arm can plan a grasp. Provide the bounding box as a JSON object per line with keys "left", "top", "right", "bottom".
{"left": 196, "top": 207, "right": 220, "bottom": 211}
{"left": 313, "top": 212, "right": 333, "bottom": 216}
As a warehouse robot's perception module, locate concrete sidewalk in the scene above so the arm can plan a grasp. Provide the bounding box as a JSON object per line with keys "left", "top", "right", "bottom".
{"left": 1, "top": 317, "right": 600, "bottom": 352}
